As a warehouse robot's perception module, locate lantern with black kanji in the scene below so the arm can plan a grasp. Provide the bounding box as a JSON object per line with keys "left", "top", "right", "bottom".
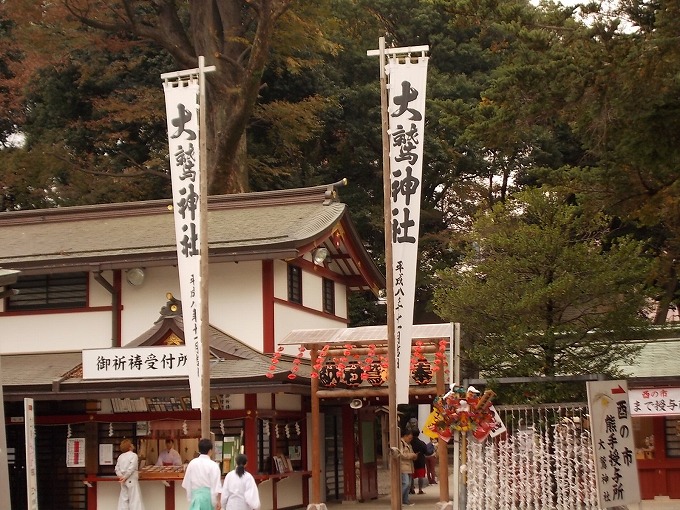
{"left": 365, "top": 361, "right": 386, "bottom": 387}
{"left": 318, "top": 361, "right": 340, "bottom": 388}
{"left": 343, "top": 360, "right": 363, "bottom": 387}
{"left": 411, "top": 357, "right": 433, "bottom": 385}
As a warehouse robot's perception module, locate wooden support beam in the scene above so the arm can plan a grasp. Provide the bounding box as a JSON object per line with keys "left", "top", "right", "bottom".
{"left": 316, "top": 385, "right": 437, "bottom": 399}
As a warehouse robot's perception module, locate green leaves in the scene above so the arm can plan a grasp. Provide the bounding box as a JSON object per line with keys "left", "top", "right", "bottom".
{"left": 433, "top": 188, "right": 654, "bottom": 396}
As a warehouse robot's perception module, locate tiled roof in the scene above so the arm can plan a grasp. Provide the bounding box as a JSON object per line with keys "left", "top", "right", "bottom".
{"left": 1, "top": 352, "right": 82, "bottom": 387}
{"left": 621, "top": 338, "right": 680, "bottom": 378}
{"left": 0, "top": 317, "right": 309, "bottom": 399}
{"left": 0, "top": 182, "right": 384, "bottom": 291}
{"left": 0, "top": 185, "right": 343, "bottom": 269}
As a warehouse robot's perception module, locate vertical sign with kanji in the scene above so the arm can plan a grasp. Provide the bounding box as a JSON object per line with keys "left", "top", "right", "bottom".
{"left": 24, "top": 398, "right": 38, "bottom": 510}
{"left": 163, "top": 76, "right": 203, "bottom": 409}
{"left": 386, "top": 52, "right": 428, "bottom": 404}
{"left": 586, "top": 380, "right": 641, "bottom": 508}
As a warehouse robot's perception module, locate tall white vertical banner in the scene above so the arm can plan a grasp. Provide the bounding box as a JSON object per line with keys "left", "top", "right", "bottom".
{"left": 586, "top": 380, "right": 641, "bottom": 508}
{"left": 24, "top": 398, "right": 38, "bottom": 510}
{"left": 163, "top": 79, "right": 203, "bottom": 409}
{"left": 387, "top": 54, "right": 428, "bottom": 404}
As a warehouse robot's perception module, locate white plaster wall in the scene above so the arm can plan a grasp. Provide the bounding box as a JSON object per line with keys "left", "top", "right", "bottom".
{"left": 2, "top": 259, "right": 351, "bottom": 355}
{"left": 121, "top": 262, "right": 264, "bottom": 351}
{"left": 273, "top": 259, "right": 289, "bottom": 299}
{"left": 257, "top": 393, "right": 273, "bottom": 410}
{"left": 89, "top": 271, "right": 115, "bottom": 307}
{"left": 0, "top": 311, "right": 112, "bottom": 354}
{"left": 120, "top": 265, "right": 181, "bottom": 344}
{"left": 274, "top": 303, "right": 346, "bottom": 356}
{"left": 274, "top": 393, "right": 301, "bottom": 411}
{"left": 272, "top": 260, "right": 348, "bottom": 318}
{"left": 207, "top": 261, "right": 264, "bottom": 351}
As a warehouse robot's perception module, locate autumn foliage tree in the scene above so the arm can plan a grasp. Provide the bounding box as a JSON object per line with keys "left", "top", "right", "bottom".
{"left": 1, "top": 0, "right": 340, "bottom": 196}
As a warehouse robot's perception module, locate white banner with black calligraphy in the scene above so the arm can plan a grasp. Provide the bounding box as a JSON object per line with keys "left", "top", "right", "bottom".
{"left": 387, "top": 55, "right": 428, "bottom": 404}
{"left": 586, "top": 380, "right": 641, "bottom": 508}
{"left": 163, "top": 79, "right": 203, "bottom": 409}
{"left": 82, "top": 346, "right": 190, "bottom": 379}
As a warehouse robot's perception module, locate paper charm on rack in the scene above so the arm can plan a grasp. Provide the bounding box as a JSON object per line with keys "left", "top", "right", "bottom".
{"left": 285, "top": 424, "right": 291, "bottom": 438}
{"left": 275, "top": 424, "right": 280, "bottom": 439}
{"left": 109, "top": 422, "right": 114, "bottom": 437}
{"left": 220, "top": 420, "right": 225, "bottom": 435}
{"left": 67, "top": 424, "right": 72, "bottom": 439}
{"left": 295, "top": 422, "right": 301, "bottom": 436}
{"left": 263, "top": 420, "right": 270, "bottom": 438}
{"left": 428, "top": 385, "right": 500, "bottom": 443}
{"left": 182, "top": 420, "right": 188, "bottom": 435}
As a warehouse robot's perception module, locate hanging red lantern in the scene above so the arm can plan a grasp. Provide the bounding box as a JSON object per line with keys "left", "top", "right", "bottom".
{"left": 365, "top": 361, "right": 386, "bottom": 387}
{"left": 411, "top": 357, "right": 433, "bottom": 385}
{"left": 318, "top": 361, "right": 340, "bottom": 388}
{"left": 343, "top": 359, "right": 363, "bottom": 387}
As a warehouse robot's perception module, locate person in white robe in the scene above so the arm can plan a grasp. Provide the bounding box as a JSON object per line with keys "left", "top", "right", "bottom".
{"left": 182, "top": 438, "right": 222, "bottom": 510}
{"left": 115, "top": 439, "right": 145, "bottom": 510}
{"left": 156, "top": 438, "right": 183, "bottom": 466}
{"left": 221, "top": 454, "right": 260, "bottom": 510}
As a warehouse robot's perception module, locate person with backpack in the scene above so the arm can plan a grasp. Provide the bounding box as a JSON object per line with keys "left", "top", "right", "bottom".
{"left": 425, "top": 438, "right": 438, "bottom": 485}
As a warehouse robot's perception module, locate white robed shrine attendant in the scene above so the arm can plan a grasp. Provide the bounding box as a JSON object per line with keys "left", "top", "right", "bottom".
{"left": 115, "top": 439, "right": 145, "bottom": 510}
{"left": 221, "top": 454, "right": 260, "bottom": 510}
{"left": 182, "top": 438, "right": 222, "bottom": 510}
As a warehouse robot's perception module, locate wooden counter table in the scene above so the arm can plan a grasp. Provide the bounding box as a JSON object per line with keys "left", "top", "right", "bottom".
{"left": 84, "top": 469, "right": 311, "bottom": 510}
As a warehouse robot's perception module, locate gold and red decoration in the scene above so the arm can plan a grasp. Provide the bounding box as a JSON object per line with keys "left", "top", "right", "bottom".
{"left": 343, "top": 359, "right": 363, "bottom": 387}
{"left": 267, "top": 339, "right": 450, "bottom": 388}
{"left": 428, "top": 386, "right": 497, "bottom": 443}
{"left": 365, "top": 359, "right": 387, "bottom": 386}
{"left": 318, "top": 360, "right": 340, "bottom": 387}
{"left": 411, "top": 357, "right": 433, "bottom": 385}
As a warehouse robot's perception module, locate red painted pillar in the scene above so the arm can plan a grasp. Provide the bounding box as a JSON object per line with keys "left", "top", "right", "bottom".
{"left": 244, "top": 394, "right": 258, "bottom": 464}
{"left": 342, "top": 405, "right": 357, "bottom": 501}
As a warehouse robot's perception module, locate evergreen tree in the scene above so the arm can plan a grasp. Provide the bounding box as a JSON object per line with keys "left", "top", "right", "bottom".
{"left": 432, "top": 188, "right": 655, "bottom": 402}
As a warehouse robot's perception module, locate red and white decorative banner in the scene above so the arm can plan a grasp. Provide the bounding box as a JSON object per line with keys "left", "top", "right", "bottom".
{"left": 163, "top": 78, "right": 203, "bottom": 409}
{"left": 387, "top": 53, "right": 429, "bottom": 404}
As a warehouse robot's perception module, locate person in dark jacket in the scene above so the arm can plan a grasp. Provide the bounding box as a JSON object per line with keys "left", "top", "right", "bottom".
{"left": 410, "top": 431, "right": 428, "bottom": 494}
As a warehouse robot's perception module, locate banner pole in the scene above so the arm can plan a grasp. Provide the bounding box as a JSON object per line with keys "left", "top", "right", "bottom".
{"left": 452, "top": 323, "right": 461, "bottom": 510}
{"left": 377, "top": 36, "right": 401, "bottom": 510}
{"left": 198, "top": 56, "right": 211, "bottom": 439}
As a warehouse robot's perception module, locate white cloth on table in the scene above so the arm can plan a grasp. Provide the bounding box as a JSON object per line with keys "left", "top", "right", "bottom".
{"left": 221, "top": 469, "right": 260, "bottom": 510}
{"left": 182, "top": 454, "right": 222, "bottom": 504}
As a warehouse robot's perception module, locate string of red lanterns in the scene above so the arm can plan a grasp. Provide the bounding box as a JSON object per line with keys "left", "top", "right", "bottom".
{"left": 265, "top": 340, "right": 449, "bottom": 387}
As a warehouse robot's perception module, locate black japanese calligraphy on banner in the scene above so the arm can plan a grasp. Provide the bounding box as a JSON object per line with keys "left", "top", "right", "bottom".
{"left": 163, "top": 79, "right": 203, "bottom": 408}
{"left": 630, "top": 387, "right": 680, "bottom": 416}
{"left": 82, "top": 347, "right": 191, "bottom": 379}
{"left": 586, "top": 380, "right": 641, "bottom": 508}
{"left": 387, "top": 55, "right": 429, "bottom": 405}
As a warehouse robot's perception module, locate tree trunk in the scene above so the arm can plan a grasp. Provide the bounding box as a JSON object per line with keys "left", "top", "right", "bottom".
{"left": 653, "top": 259, "right": 678, "bottom": 324}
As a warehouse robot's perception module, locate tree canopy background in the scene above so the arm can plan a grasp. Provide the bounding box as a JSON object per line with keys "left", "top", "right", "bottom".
{"left": 1, "top": 0, "right": 679, "bottom": 400}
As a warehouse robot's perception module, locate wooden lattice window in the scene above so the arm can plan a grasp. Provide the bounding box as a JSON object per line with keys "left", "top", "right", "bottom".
{"left": 287, "top": 265, "right": 302, "bottom": 304}
{"left": 322, "top": 277, "right": 335, "bottom": 314}
{"left": 7, "top": 272, "right": 88, "bottom": 311}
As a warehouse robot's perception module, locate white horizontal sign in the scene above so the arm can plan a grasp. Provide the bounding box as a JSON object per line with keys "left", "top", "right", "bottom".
{"left": 629, "top": 387, "right": 680, "bottom": 416}
{"left": 82, "top": 347, "right": 190, "bottom": 379}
